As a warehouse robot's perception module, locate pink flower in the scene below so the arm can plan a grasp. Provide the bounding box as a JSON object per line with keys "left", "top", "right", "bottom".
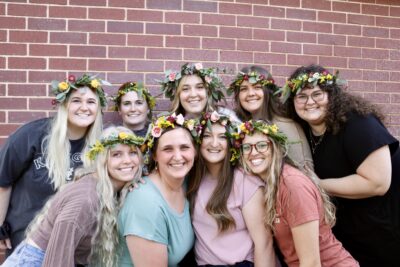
{"left": 243, "top": 75, "right": 249, "bottom": 81}
{"left": 176, "top": 114, "right": 185, "bottom": 125}
{"left": 259, "top": 75, "right": 265, "bottom": 80}
{"left": 152, "top": 126, "right": 162, "bottom": 138}
{"left": 168, "top": 72, "right": 176, "bottom": 81}
{"left": 210, "top": 111, "right": 220, "bottom": 123}
{"left": 68, "top": 75, "right": 76, "bottom": 82}
{"left": 194, "top": 63, "right": 203, "bottom": 70}
{"left": 220, "top": 119, "right": 227, "bottom": 126}
{"left": 51, "top": 99, "right": 57, "bottom": 105}
{"left": 205, "top": 75, "right": 212, "bottom": 84}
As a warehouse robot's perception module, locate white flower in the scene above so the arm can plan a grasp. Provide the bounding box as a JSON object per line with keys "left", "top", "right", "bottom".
{"left": 210, "top": 111, "right": 220, "bottom": 122}
{"left": 176, "top": 114, "right": 185, "bottom": 125}
{"left": 194, "top": 63, "right": 203, "bottom": 70}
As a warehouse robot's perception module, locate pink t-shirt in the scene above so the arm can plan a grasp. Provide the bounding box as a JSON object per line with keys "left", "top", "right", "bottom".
{"left": 274, "top": 164, "right": 359, "bottom": 267}
{"left": 192, "top": 168, "right": 264, "bottom": 265}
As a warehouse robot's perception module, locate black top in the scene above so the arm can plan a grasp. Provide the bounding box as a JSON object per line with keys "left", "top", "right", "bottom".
{"left": 0, "top": 118, "right": 86, "bottom": 253}
{"left": 310, "top": 113, "right": 400, "bottom": 267}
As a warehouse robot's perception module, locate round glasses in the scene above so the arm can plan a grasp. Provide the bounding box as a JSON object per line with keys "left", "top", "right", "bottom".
{"left": 241, "top": 141, "right": 270, "bottom": 155}
{"left": 294, "top": 90, "right": 326, "bottom": 104}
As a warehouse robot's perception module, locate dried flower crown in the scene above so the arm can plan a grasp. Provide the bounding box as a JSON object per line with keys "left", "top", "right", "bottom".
{"left": 228, "top": 70, "right": 276, "bottom": 96}
{"left": 86, "top": 131, "right": 145, "bottom": 160}
{"left": 111, "top": 82, "right": 156, "bottom": 111}
{"left": 51, "top": 74, "right": 110, "bottom": 107}
{"left": 159, "top": 63, "right": 225, "bottom": 103}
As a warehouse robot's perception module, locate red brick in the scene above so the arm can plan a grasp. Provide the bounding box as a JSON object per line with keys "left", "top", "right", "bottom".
{"left": 202, "top": 38, "right": 235, "bottom": 50}
{"left": 0, "top": 71, "right": 26, "bottom": 82}
{"left": 391, "top": 6, "right": 400, "bottom": 16}
{"left": 318, "top": 33, "right": 346, "bottom": 45}
{"left": 390, "top": 115, "right": 400, "bottom": 125}
{"left": 347, "top": 81, "right": 375, "bottom": 92}
{"left": 0, "top": 30, "right": 6, "bottom": 42}
{"left": 146, "top": 23, "right": 181, "bottom": 35}
{"left": 254, "top": 53, "right": 286, "bottom": 65}
{"left": 9, "top": 111, "right": 47, "bottom": 123}
{"left": 253, "top": 5, "right": 285, "bottom": 18}
{"left": 236, "top": 0, "right": 270, "bottom": 4}
{"left": 254, "top": 29, "right": 285, "bottom": 41}
{"left": 364, "top": 93, "right": 390, "bottom": 104}
{"left": 166, "top": 12, "right": 200, "bottom": 24}
{"left": 70, "top": 45, "right": 106, "bottom": 58}
{"left": 220, "top": 26, "right": 252, "bottom": 39}
{"left": 166, "top": 36, "right": 200, "bottom": 49}
{"left": 108, "top": 47, "right": 145, "bottom": 59}
{"left": 0, "top": 3, "right": 4, "bottom": 15}
{"left": 362, "top": 48, "right": 389, "bottom": 60}
{"left": 89, "top": 59, "right": 125, "bottom": 71}
{"left": 145, "top": 73, "right": 163, "bottom": 86}
{"left": 376, "top": 39, "right": 400, "bottom": 49}
{"left": 237, "top": 16, "right": 269, "bottom": 28}
{"left": 90, "top": 33, "right": 125, "bottom": 45}
{"left": 69, "top": 20, "right": 105, "bottom": 32}
{"left": 220, "top": 3, "right": 251, "bottom": 15}
{"left": 271, "top": 42, "right": 301, "bottom": 54}
{"left": 107, "top": 72, "right": 144, "bottom": 84}
{"left": 29, "top": 98, "right": 56, "bottom": 110}
{"left": 349, "top": 58, "right": 376, "bottom": 70}
{"left": 0, "top": 57, "right": 4, "bottom": 69}
{"left": 348, "top": 14, "right": 375, "bottom": 26}
{"left": 147, "top": 48, "right": 182, "bottom": 60}
{"left": 376, "top": 82, "right": 400, "bottom": 92}
{"left": 9, "top": 57, "right": 46, "bottom": 70}
{"left": 0, "top": 98, "right": 26, "bottom": 109}
{"left": 303, "top": 21, "right": 332, "bottom": 33}
{"left": 107, "top": 21, "right": 143, "bottom": 33}
{"left": 318, "top": 11, "right": 346, "bottom": 23}
{"left": 0, "top": 43, "right": 27, "bottom": 55}
{"left": 362, "top": 4, "right": 389, "bottom": 16}
{"left": 334, "top": 24, "right": 361, "bottom": 35}
{"left": 147, "top": 0, "right": 181, "bottom": 10}
{"left": 0, "top": 124, "right": 21, "bottom": 137}
{"left": 9, "top": 84, "right": 46, "bottom": 96}
{"left": 337, "top": 68, "right": 363, "bottom": 80}
{"left": 363, "top": 27, "right": 389, "bottom": 38}
{"left": 203, "top": 14, "right": 236, "bottom": 26}
{"left": 49, "top": 6, "right": 86, "bottom": 19}
{"left": 50, "top": 32, "right": 87, "bottom": 44}
{"left": 0, "top": 84, "right": 6, "bottom": 96}
{"left": 271, "top": 19, "right": 301, "bottom": 31}
{"left": 287, "top": 55, "right": 318, "bottom": 66}
{"left": 377, "top": 60, "right": 400, "bottom": 71}
{"left": 29, "top": 71, "right": 66, "bottom": 83}
{"left": 391, "top": 93, "right": 400, "bottom": 103}
{"left": 333, "top": 2, "right": 360, "bottom": 13}
{"left": 128, "top": 10, "right": 163, "bottom": 22}
{"left": 287, "top": 32, "right": 316, "bottom": 44}
{"left": 184, "top": 25, "right": 217, "bottom": 37}
{"left": 70, "top": 0, "right": 106, "bottom": 6}
{"left": 184, "top": 49, "right": 218, "bottom": 61}
{"left": 286, "top": 8, "right": 316, "bottom": 21}
{"left": 220, "top": 51, "right": 252, "bottom": 63}
{"left": 128, "top": 35, "right": 163, "bottom": 47}
{"left": 89, "top": 7, "right": 125, "bottom": 20}
{"left": 237, "top": 40, "right": 268, "bottom": 52}
{"left": 10, "top": 30, "right": 48, "bottom": 43}
{"left": 108, "top": 0, "right": 144, "bottom": 8}
{"left": 49, "top": 58, "right": 87, "bottom": 71}
{"left": 0, "top": 17, "right": 25, "bottom": 29}
{"left": 128, "top": 60, "right": 164, "bottom": 72}
{"left": 391, "top": 29, "right": 400, "bottom": 39}
{"left": 270, "top": 0, "right": 299, "bottom": 7}
{"left": 8, "top": 3, "right": 46, "bottom": 17}
{"left": 390, "top": 50, "right": 400, "bottom": 60}
{"left": 319, "top": 56, "right": 348, "bottom": 68}
{"left": 302, "top": 0, "right": 331, "bottom": 10}
{"left": 363, "top": 70, "right": 389, "bottom": 81}
{"left": 271, "top": 65, "right": 298, "bottom": 77}
{"left": 183, "top": 0, "right": 216, "bottom": 12}
{"left": 304, "top": 44, "right": 332, "bottom": 56}
{"left": 334, "top": 46, "right": 361, "bottom": 58}
{"left": 348, "top": 36, "right": 375, "bottom": 48}
{"left": 28, "top": 18, "right": 66, "bottom": 31}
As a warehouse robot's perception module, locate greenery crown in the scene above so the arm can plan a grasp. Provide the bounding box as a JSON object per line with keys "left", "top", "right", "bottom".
{"left": 86, "top": 132, "right": 145, "bottom": 160}
{"left": 111, "top": 82, "right": 156, "bottom": 111}
{"left": 159, "top": 62, "right": 225, "bottom": 103}
{"left": 51, "top": 74, "right": 110, "bottom": 107}
{"left": 227, "top": 70, "right": 276, "bottom": 96}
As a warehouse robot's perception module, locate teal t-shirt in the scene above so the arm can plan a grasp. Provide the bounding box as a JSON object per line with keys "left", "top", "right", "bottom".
{"left": 117, "top": 176, "right": 194, "bottom": 267}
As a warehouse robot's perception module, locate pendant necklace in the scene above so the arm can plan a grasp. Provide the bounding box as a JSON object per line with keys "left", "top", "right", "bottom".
{"left": 309, "top": 128, "right": 325, "bottom": 154}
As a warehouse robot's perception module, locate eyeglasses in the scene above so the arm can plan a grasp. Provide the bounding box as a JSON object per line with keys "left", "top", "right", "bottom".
{"left": 241, "top": 141, "right": 270, "bottom": 155}
{"left": 294, "top": 90, "right": 326, "bottom": 104}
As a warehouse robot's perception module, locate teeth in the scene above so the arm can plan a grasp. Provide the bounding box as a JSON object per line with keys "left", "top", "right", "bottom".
{"left": 250, "top": 159, "right": 264, "bottom": 166}
{"left": 170, "top": 163, "right": 184, "bottom": 167}
{"left": 119, "top": 167, "right": 133, "bottom": 171}
{"left": 208, "top": 149, "right": 221, "bottom": 153}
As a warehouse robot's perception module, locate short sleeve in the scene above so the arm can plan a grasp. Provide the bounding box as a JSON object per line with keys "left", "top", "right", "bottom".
{"left": 119, "top": 185, "right": 168, "bottom": 245}
{"left": 343, "top": 114, "right": 399, "bottom": 169}
{"left": 240, "top": 170, "right": 264, "bottom": 206}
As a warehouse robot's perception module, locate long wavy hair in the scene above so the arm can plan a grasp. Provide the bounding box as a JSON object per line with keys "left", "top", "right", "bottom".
{"left": 285, "top": 64, "right": 385, "bottom": 134}
{"left": 187, "top": 123, "right": 236, "bottom": 232}
{"left": 43, "top": 87, "right": 103, "bottom": 190}
{"left": 241, "top": 132, "right": 336, "bottom": 231}
{"left": 233, "top": 66, "right": 285, "bottom": 121}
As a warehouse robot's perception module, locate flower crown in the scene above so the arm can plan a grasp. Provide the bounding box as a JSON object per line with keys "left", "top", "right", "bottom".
{"left": 159, "top": 63, "right": 225, "bottom": 103}
{"left": 111, "top": 82, "right": 156, "bottom": 111}
{"left": 86, "top": 131, "right": 145, "bottom": 160}
{"left": 277, "top": 70, "right": 339, "bottom": 103}
{"left": 227, "top": 70, "right": 276, "bottom": 96}
{"left": 199, "top": 111, "right": 241, "bottom": 164}
{"left": 51, "top": 74, "right": 110, "bottom": 107}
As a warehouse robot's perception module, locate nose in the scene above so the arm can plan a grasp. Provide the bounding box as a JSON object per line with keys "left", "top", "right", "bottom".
{"left": 80, "top": 101, "right": 89, "bottom": 110}
{"left": 247, "top": 87, "right": 256, "bottom": 96}
{"left": 188, "top": 87, "right": 198, "bottom": 97}
{"left": 305, "top": 95, "right": 316, "bottom": 105}
{"left": 211, "top": 136, "right": 218, "bottom": 147}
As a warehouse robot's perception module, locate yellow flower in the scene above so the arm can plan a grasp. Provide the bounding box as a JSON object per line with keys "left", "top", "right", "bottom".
{"left": 91, "top": 79, "right": 100, "bottom": 89}
{"left": 262, "top": 128, "right": 269, "bottom": 135}
{"left": 326, "top": 74, "right": 333, "bottom": 80}
{"left": 270, "top": 124, "right": 278, "bottom": 134}
{"left": 58, "top": 82, "right": 69, "bottom": 91}
{"left": 119, "top": 132, "right": 128, "bottom": 140}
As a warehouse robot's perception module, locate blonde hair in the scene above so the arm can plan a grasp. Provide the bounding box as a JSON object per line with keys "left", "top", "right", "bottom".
{"left": 43, "top": 88, "right": 103, "bottom": 190}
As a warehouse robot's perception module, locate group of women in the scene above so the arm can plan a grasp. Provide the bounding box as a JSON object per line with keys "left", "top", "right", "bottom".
{"left": 0, "top": 62, "right": 398, "bottom": 267}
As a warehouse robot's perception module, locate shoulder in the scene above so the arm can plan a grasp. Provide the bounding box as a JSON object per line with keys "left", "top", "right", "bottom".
{"left": 280, "top": 164, "right": 313, "bottom": 191}
{"left": 59, "top": 175, "right": 99, "bottom": 208}
{"left": 233, "top": 168, "right": 264, "bottom": 187}
{"left": 7, "top": 117, "right": 51, "bottom": 142}
{"left": 123, "top": 177, "right": 163, "bottom": 210}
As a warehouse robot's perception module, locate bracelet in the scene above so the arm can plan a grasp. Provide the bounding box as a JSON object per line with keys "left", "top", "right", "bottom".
{"left": 0, "top": 222, "right": 11, "bottom": 240}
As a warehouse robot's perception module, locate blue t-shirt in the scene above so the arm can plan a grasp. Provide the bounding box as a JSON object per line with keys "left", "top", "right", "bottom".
{"left": 117, "top": 176, "right": 194, "bottom": 267}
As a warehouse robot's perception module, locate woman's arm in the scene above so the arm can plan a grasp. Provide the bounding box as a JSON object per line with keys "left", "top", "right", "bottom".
{"left": 126, "top": 235, "right": 168, "bottom": 267}
{"left": 0, "top": 186, "right": 12, "bottom": 250}
{"left": 243, "top": 188, "right": 275, "bottom": 267}
{"left": 319, "top": 145, "right": 391, "bottom": 199}
{"left": 291, "top": 220, "right": 321, "bottom": 267}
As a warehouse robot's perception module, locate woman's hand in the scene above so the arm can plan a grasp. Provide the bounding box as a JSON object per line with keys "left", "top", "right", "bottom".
{"left": 128, "top": 177, "right": 146, "bottom": 192}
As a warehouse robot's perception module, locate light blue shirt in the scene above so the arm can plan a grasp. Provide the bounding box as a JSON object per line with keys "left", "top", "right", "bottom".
{"left": 117, "top": 176, "right": 194, "bottom": 267}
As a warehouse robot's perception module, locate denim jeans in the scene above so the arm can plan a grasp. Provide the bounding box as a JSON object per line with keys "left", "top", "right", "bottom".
{"left": 1, "top": 242, "right": 44, "bottom": 267}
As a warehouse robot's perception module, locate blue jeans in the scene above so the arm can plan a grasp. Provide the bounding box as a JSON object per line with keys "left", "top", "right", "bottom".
{"left": 1, "top": 242, "right": 44, "bottom": 267}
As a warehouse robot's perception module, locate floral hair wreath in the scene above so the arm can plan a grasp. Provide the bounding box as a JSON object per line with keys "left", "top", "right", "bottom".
{"left": 227, "top": 70, "right": 276, "bottom": 96}
{"left": 277, "top": 70, "right": 341, "bottom": 103}
{"left": 86, "top": 132, "right": 145, "bottom": 160}
{"left": 159, "top": 63, "right": 225, "bottom": 103}
{"left": 199, "top": 111, "right": 241, "bottom": 164}
{"left": 51, "top": 74, "right": 110, "bottom": 107}
{"left": 111, "top": 82, "right": 156, "bottom": 111}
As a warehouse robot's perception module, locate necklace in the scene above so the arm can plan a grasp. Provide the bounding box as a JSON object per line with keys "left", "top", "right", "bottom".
{"left": 309, "top": 128, "right": 325, "bottom": 154}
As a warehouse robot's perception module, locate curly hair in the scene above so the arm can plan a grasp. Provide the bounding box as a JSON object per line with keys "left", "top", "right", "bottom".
{"left": 285, "top": 64, "right": 385, "bottom": 134}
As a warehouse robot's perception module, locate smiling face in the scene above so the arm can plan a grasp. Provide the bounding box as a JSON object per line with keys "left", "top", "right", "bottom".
{"left": 107, "top": 144, "right": 140, "bottom": 191}
{"left": 178, "top": 75, "right": 207, "bottom": 118}
{"left": 200, "top": 123, "right": 228, "bottom": 168}
{"left": 242, "top": 132, "right": 272, "bottom": 178}
{"left": 238, "top": 80, "right": 264, "bottom": 117}
{"left": 118, "top": 90, "right": 149, "bottom": 131}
